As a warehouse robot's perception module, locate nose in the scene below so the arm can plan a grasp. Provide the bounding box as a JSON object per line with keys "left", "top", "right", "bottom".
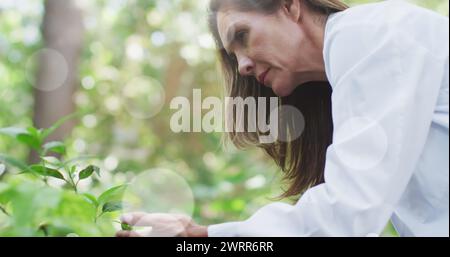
{"left": 237, "top": 54, "right": 254, "bottom": 76}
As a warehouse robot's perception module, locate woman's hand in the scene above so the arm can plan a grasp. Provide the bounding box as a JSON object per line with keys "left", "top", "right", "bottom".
{"left": 115, "top": 212, "right": 208, "bottom": 237}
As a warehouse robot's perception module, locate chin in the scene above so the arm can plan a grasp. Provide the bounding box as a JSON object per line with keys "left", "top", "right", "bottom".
{"left": 271, "top": 82, "right": 295, "bottom": 97}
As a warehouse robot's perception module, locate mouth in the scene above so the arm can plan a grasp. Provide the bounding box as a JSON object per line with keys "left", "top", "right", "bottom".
{"left": 258, "top": 68, "right": 270, "bottom": 85}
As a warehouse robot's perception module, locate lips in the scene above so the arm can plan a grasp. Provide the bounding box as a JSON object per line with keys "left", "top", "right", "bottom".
{"left": 258, "top": 68, "right": 270, "bottom": 85}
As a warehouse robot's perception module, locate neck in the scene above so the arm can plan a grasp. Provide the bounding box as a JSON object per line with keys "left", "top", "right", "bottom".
{"left": 299, "top": 3, "right": 328, "bottom": 77}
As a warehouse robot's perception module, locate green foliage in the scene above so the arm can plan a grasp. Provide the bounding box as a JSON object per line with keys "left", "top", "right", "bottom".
{"left": 79, "top": 165, "right": 100, "bottom": 180}
{"left": 102, "top": 201, "right": 123, "bottom": 213}
{"left": 0, "top": 115, "right": 125, "bottom": 236}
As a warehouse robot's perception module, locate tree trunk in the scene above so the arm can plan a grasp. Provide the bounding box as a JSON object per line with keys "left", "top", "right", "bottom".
{"left": 30, "top": 0, "right": 84, "bottom": 162}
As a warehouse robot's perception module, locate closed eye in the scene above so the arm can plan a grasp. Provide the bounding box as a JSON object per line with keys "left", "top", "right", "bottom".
{"left": 234, "top": 30, "right": 248, "bottom": 46}
{"left": 225, "top": 29, "right": 249, "bottom": 59}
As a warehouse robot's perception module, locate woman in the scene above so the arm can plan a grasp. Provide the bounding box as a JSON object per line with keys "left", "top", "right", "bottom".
{"left": 117, "top": 0, "right": 449, "bottom": 237}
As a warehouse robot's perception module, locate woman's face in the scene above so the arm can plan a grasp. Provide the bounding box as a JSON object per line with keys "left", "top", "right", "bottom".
{"left": 216, "top": 3, "right": 325, "bottom": 97}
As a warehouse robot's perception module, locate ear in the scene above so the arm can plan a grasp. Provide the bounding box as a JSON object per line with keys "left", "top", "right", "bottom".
{"left": 282, "top": 0, "right": 302, "bottom": 22}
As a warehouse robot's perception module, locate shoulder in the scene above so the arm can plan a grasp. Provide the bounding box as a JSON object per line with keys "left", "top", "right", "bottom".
{"left": 325, "top": 0, "right": 445, "bottom": 31}
{"left": 323, "top": 0, "right": 449, "bottom": 86}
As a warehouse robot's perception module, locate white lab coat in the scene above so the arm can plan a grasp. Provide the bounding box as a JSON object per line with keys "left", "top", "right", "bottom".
{"left": 208, "top": 0, "right": 449, "bottom": 237}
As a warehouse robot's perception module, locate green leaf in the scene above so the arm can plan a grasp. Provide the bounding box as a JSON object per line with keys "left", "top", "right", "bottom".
{"left": 26, "top": 127, "right": 42, "bottom": 141}
{"left": 121, "top": 222, "right": 133, "bottom": 231}
{"left": 30, "top": 165, "right": 65, "bottom": 180}
{"left": 43, "top": 141, "right": 66, "bottom": 155}
{"left": 78, "top": 165, "right": 99, "bottom": 180}
{"left": 82, "top": 193, "right": 98, "bottom": 207}
{"left": 17, "top": 134, "right": 41, "bottom": 150}
{"left": 101, "top": 201, "right": 123, "bottom": 213}
{"left": 98, "top": 185, "right": 127, "bottom": 206}
{"left": 69, "top": 165, "right": 77, "bottom": 175}
{"left": 41, "top": 156, "right": 61, "bottom": 166}
{"left": 0, "top": 127, "right": 41, "bottom": 149}
{"left": 0, "top": 127, "right": 28, "bottom": 138}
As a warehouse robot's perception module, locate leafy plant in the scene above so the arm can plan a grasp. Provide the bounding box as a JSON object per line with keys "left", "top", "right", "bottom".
{"left": 0, "top": 114, "right": 126, "bottom": 236}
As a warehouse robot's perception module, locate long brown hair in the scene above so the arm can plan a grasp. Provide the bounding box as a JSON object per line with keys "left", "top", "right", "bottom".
{"left": 208, "top": 0, "right": 348, "bottom": 199}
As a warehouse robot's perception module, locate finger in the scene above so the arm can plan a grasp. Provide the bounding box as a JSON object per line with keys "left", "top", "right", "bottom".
{"left": 120, "top": 212, "right": 148, "bottom": 225}
{"left": 121, "top": 212, "right": 171, "bottom": 226}
{"left": 140, "top": 213, "right": 190, "bottom": 228}
{"left": 116, "top": 230, "right": 141, "bottom": 237}
{"left": 121, "top": 212, "right": 192, "bottom": 231}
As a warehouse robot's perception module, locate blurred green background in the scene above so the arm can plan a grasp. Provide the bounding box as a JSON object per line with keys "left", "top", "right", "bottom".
{"left": 0, "top": 0, "right": 448, "bottom": 236}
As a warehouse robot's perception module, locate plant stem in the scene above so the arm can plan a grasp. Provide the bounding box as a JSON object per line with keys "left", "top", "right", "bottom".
{"left": 95, "top": 211, "right": 105, "bottom": 223}
{"left": 69, "top": 176, "right": 78, "bottom": 193}
{"left": 39, "top": 152, "right": 50, "bottom": 185}
{"left": 0, "top": 205, "right": 10, "bottom": 217}
{"left": 65, "top": 164, "right": 78, "bottom": 194}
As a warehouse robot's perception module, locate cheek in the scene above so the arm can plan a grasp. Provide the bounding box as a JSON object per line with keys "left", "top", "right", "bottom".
{"left": 249, "top": 29, "right": 284, "bottom": 65}
{"left": 273, "top": 27, "right": 302, "bottom": 69}
{"left": 249, "top": 27, "right": 295, "bottom": 68}
{"left": 248, "top": 38, "right": 272, "bottom": 63}
{"left": 251, "top": 46, "right": 289, "bottom": 68}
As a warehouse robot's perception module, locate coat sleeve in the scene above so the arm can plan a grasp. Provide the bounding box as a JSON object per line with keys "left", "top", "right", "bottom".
{"left": 208, "top": 22, "right": 447, "bottom": 237}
